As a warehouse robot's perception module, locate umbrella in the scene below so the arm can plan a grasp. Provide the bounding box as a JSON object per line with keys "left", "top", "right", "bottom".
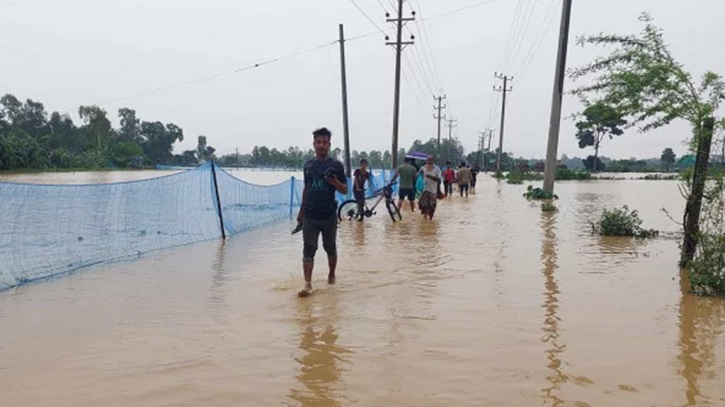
{"left": 405, "top": 151, "right": 430, "bottom": 160}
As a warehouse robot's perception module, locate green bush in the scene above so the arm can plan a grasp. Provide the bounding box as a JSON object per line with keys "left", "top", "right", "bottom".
{"left": 556, "top": 168, "right": 592, "bottom": 180}
{"left": 640, "top": 174, "right": 678, "bottom": 180}
{"left": 687, "top": 176, "right": 725, "bottom": 296}
{"left": 504, "top": 168, "right": 591, "bottom": 183}
{"left": 591, "top": 205, "right": 658, "bottom": 238}
{"left": 524, "top": 185, "right": 558, "bottom": 200}
{"left": 506, "top": 171, "right": 524, "bottom": 184}
{"left": 689, "top": 233, "right": 725, "bottom": 295}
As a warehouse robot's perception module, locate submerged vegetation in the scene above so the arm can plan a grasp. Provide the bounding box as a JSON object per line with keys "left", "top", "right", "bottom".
{"left": 524, "top": 185, "right": 559, "bottom": 200}
{"left": 591, "top": 206, "right": 659, "bottom": 238}
{"left": 688, "top": 173, "right": 725, "bottom": 295}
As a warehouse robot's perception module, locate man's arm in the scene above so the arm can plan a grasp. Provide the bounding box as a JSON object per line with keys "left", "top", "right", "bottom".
{"left": 427, "top": 168, "right": 441, "bottom": 182}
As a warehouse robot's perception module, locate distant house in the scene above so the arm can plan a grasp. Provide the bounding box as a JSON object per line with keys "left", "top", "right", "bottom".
{"left": 678, "top": 155, "right": 696, "bottom": 170}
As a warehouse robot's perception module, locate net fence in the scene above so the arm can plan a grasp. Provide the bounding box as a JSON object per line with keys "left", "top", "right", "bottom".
{"left": 0, "top": 163, "right": 404, "bottom": 291}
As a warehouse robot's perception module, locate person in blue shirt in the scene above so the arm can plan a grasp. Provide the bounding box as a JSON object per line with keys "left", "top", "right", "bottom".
{"left": 296, "top": 127, "right": 348, "bottom": 297}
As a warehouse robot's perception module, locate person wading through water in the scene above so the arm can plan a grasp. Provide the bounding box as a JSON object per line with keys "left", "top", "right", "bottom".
{"left": 295, "top": 127, "right": 348, "bottom": 297}
{"left": 418, "top": 155, "right": 442, "bottom": 220}
{"left": 391, "top": 157, "right": 418, "bottom": 212}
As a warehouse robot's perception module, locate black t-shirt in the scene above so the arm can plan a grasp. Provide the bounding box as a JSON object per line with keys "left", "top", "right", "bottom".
{"left": 303, "top": 157, "right": 346, "bottom": 220}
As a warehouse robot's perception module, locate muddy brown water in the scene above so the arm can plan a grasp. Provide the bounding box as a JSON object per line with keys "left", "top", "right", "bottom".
{"left": 1, "top": 170, "right": 724, "bottom": 406}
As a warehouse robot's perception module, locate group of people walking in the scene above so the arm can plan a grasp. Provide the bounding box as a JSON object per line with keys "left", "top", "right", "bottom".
{"left": 352, "top": 155, "right": 479, "bottom": 221}
{"left": 294, "top": 126, "right": 481, "bottom": 296}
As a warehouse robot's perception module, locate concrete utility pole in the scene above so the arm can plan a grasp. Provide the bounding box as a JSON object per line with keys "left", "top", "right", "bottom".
{"left": 338, "top": 23, "right": 352, "bottom": 178}
{"left": 478, "top": 132, "right": 485, "bottom": 168}
{"left": 494, "top": 73, "right": 513, "bottom": 173}
{"left": 480, "top": 128, "right": 494, "bottom": 172}
{"left": 445, "top": 117, "right": 457, "bottom": 164}
{"left": 434, "top": 95, "right": 447, "bottom": 160}
{"left": 386, "top": 0, "right": 415, "bottom": 169}
{"left": 542, "top": 0, "right": 574, "bottom": 195}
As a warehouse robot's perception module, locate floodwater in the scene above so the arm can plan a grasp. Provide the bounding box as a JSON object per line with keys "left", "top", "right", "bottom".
{"left": 1, "top": 170, "right": 724, "bottom": 407}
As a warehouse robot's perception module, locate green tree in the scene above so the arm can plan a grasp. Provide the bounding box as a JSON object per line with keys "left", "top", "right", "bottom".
{"left": 582, "top": 155, "right": 606, "bottom": 172}
{"left": 48, "top": 112, "right": 83, "bottom": 152}
{"left": 1, "top": 95, "right": 50, "bottom": 139}
{"left": 78, "top": 105, "right": 113, "bottom": 150}
{"left": 109, "top": 141, "right": 144, "bottom": 167}
{"left": 569, "top": 12, "right": 725, "bottom": 266}
{"left": 118, "top": 108, "right": 141, "bottom": 143}
{"left": 574, "top": 102, "right": 626, "bottom": 172}
{"left": 368, "top": 150, "right": 383, "bottom": 169}
{"left": 661, "top": 148, "right": 676, "bottom": 172}
{"left": 383, "top": 150, "right": 392, "bottom": 168}
{"left": 139, "top": 121, "right": 183, "bottom": 164}
{"left": 196, "top": 135, "right": 208, "bottom": 161}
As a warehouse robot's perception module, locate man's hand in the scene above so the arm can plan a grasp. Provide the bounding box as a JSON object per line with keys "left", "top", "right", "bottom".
{"left": 325, "top": 175, "right": 340, "bottom": 187}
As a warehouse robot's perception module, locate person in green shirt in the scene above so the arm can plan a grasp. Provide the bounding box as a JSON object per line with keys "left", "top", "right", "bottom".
{"left": 391, "top": 157, "right": 418, "bottom": 212}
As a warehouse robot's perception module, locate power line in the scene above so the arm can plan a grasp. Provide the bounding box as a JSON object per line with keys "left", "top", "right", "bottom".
{"left": 424, "top": 0, "right": 504, "bottom": 22}
{"left": 504, "top": 0, "right": 537, "bottom": 72}
{"left": 91, "top": 40, "right": 337, "bottom": 107}
{"left": 497, "top": 0, "right": 525, "bottom": 73}
{"left": 373, "top": 0, "right": 390, "bottom": 12}
{"left": 412, "top": 0, "right": 444, "bottom": 91}
{"left": 81, "top": 0, "right": 504, "bottom": 108}
{"left": 513, "top": 0, "right": 560, "bottom": 78}
{"left": 403, "top": 27, "right": 437, "bottom": 96}
{"left": 349, "top": 0, "right": 387, "bottom": 35}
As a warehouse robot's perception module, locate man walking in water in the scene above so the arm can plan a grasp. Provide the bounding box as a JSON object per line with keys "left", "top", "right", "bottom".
{"left": 352, "top": 159, "right": 371, "bottom": 221}
{"left": 443, "top": 162, "right": 455, "bottom": 197}
{"left": 296, "top": 127, "right": 348, "bottom": 297}
{"left": 456, "top": 161, "right": 472, "bottom": 197}
{"left": 391, "top": 157, "right": 418, "bottom": 212}
{"left": 418, "top": 155, "right": 441, "bottom": 220}
{"left": 470, "top": 164, "right": 479, "bottom": 195}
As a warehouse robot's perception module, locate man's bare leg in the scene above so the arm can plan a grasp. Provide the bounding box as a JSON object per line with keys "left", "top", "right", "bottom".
{"left": 299, "top": 260, "right": 314, "bottom": 297}
{"left": 327, "top": 256, "right": 337, "bottom": 284}
{"left": 409, "top": 199, "right": 415, "bottom": 211}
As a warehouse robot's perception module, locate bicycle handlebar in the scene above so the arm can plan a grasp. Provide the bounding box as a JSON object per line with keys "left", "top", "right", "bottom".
{"left": 372, "top": 181, "right": 397, "bottom": 196}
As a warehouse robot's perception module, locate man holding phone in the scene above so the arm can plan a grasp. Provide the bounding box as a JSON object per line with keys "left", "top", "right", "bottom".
{"left": 296, "top": 127, "right": 348, "bottom": 297}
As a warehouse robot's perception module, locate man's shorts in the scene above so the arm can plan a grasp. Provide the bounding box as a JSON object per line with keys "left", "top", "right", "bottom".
{"left": 399, "top": 188, "right": 415, "bottom": 201}
{"left": 354, "top": 190, "right": 366, "bottom": 203}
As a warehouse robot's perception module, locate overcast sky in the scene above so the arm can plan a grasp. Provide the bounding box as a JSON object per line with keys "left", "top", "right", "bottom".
{"left": 1, "top": 0, "right": 723, "bottom": 160}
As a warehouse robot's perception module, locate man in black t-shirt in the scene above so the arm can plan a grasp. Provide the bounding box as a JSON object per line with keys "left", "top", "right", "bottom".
{"left": 296, "top": 127, "right": 348, "bottom": 297}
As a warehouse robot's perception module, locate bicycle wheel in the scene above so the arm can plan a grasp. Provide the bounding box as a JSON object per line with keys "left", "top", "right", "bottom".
{"left": 386, "top": 199, "right": 402, "bottom": 222}
{"left": 338, "top": 199, "right": 362, "bottom": 221}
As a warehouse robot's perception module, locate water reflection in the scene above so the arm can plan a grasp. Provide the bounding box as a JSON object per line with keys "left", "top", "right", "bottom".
{"left": 540, "top": 211, "right": 567, "bottom": 406}
{"left": 677, "top": 270, "right": 725, "bottom": 406}
{"left": 209, "top": 240, "right": 228, "bottom": 303}
{"left": 288, "top": 292, "right": 350, "bottom": 406}
{"left": 352, "top": 221, "right": 365, "bottom": 247}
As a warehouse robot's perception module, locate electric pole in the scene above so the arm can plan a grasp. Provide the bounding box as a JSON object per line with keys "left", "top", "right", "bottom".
{"left": 481, "top": 128, "right": 494, "bottom": 172}
{"left": 494, "top": 73, "right": 513, "bottom": 173}
{"left": 445, "top": 117, "right": 457, "bottom": 164}
{"left": 434, "top": 95, "right": 447, "bottom": 160}
{"left": 386, "top": 0, "right": 415, "bottom": 169}
{"left": 542, "top": 0, "right": 573, "bottom": 195}
{"left": 339, "top": 23, "right": 352, "bottom": 178}
{"left": 478, "top": 132, "right": 485, "bottom": 169}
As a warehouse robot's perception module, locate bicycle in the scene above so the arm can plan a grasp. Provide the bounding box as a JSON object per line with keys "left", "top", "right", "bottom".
{"left": 337, "top": 181, "right": 402, "bottom": 222}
